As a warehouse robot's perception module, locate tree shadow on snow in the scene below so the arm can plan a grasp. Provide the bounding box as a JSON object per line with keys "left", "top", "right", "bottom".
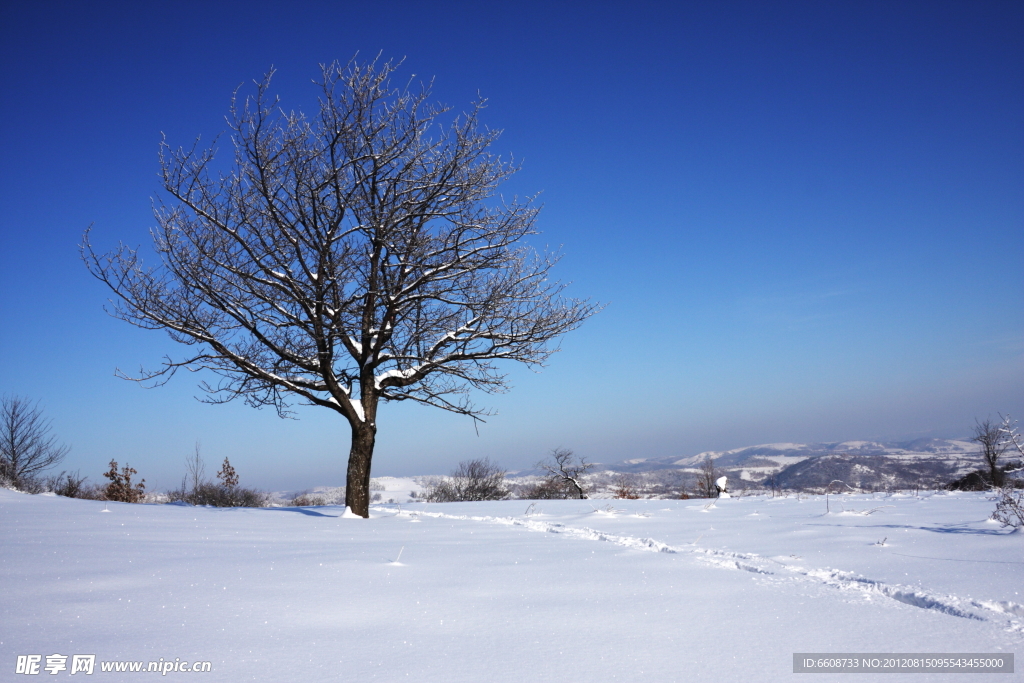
{"left": 256, "top": 506, "right": 340, "bottom": 518}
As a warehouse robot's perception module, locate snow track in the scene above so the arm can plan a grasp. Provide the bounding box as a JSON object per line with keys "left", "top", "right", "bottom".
{"left": 382, "top": 506, "right": 1024, "bottom": 634}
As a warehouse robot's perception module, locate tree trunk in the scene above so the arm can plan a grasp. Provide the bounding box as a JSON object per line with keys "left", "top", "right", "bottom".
{"left": 345, "top": 422, "right": 377, "bottom": 518}
{"left": 991, "top": 463, "right": 1004, "bottom": 488}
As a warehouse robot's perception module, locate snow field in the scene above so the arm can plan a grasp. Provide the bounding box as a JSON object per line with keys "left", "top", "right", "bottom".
{"left": 0, "top": 489, "right": 1019, "bottom": 682}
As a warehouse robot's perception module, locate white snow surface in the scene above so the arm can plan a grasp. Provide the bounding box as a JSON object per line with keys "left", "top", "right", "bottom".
{"left": 1, "top": 489, "right": 1020, "bottom": 681}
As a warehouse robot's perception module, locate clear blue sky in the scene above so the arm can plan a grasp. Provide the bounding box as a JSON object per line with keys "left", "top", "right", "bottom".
{"left": 1, "top": 0, "right": 1021, "bottom": 491}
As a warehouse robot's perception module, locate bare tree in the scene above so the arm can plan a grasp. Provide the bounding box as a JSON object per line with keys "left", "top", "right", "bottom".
{"left": 538, "top": 448, "right": 593, "bottom": 499}
{"left": 695, "top": 456, "right": 719, "bottom": 498}
{"left": 972, "top": 418, "right": 1007, "bottom": 487}
{"left": 184, "top": 442, "right": 206, "bottom": 493}
{"left": 425, "top": 457, "right": 509, "bottom": 502}
{"left": 82, "top": 58, "right": 596, "bottom": 517}
{"left": 0, "top": 396, "right": 70, "bottom": 488}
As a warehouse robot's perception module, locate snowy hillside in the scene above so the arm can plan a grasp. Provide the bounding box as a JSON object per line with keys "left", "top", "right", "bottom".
{"left": 1, "top": 489, "right": 1019, "bottom": 681}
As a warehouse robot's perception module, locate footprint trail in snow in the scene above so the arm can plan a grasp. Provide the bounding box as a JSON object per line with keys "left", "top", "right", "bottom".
{"left": 378, "top": 506, "right": 1024, "bottom": 636}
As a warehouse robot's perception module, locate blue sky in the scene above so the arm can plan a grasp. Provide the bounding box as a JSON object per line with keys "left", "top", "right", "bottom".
{"left": 1, "top": 0, "right": 1021, "bottom": 491}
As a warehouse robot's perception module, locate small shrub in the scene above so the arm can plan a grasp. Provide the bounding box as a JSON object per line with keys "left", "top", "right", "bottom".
{"left": 166, "top": 448, "right": 268, "bottom": 507}
{"left": 45, "top": 470, "right": 89, "bottom": 498}
{"left": 290, "top": 493, "right": 327, "bottom": 506}
{"left": 946, "top": 461, "right": 1023, "bottom": 492}
{"left": 425, "top": 458, "right": 509, "bottom": 502}
{"left": 77, "top": 482, "right": 108, "bottom": 500}
{"left": 169, "top": 481, "right": 268, "bottom": 507}
{"left": 992, "top": 488, "right": 1024, "bottom": 528}
{"left": 204, "top": 483, "right": 267, "bottom": 507}
{"left": 946, "top": 470, "right": 991, "bottom": 491}
{"left": 612, "top": 475, "right": 641, "bottom": 499}
{"left": 517, "top": 477, "right": 577, "bottom": 500}
{"left": 103, "top": 460, "right": 146, "bottom": 503}
{"left": 4, "top": 474, "right": 47, "bottom": 494}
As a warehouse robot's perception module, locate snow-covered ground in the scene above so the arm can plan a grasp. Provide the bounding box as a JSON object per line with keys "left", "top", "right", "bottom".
{"left": 1, "top": 489, "right": 1019, "bottom": 681}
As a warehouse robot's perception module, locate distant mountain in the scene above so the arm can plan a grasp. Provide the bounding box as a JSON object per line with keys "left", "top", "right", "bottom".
{"left": 613, "top": 438, "right": 977, "bottom": 471}
{"left": 603, "top": 438, "right": 984, "bottom": 490}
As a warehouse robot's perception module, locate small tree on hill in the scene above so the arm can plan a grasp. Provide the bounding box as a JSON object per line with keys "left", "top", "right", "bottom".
{"left": 695, "top": 457, "right": 719, "bottom": 498}
{"left": 537, "top": 448, "right": 592, "bottom": 499}
{"left": 972, "top": 418, "right": 1008, "bottom": 487}
{"left": 103, "top": 460, "right": 146, "bottom": 503}
{"left": 217, "top": 457, "right": 239, "bottom": 488}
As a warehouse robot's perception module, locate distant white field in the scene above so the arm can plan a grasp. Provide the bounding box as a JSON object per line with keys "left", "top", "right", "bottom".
{"left": 1, "top": 489, "right": 1019, "bottom": 681}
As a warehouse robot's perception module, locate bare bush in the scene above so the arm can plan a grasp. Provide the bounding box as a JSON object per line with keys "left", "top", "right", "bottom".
{"left": 0, "top": 395, "right": 70, "bottom": 490}
{"left": 515, "top": 477, "right": 574, "bottom": 499}
{"left": 177, "top": 483, "right": 268, "bottom": 507}
{"left": 44, "top": 470, "right": 89, "bottom": 498}
{"left": 79, "top": 483, "right": 109, "bottom": 500}
{"left": 291, "top": 493, "right": 327, "bottom": 506}
{"left": 992, "top": 488, "right": 1024, "bottom": 528}
{"left": 15, "top": 476, "right": 47, "bottom": 494}
{"left": 425, "top": 458, "right": 509, "bottom": 502}
{"left": 946, "top": 470, "right": 993, "bottom": 491}
{"left": 612, "top": 474, "right": 641, "bottom": 499}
